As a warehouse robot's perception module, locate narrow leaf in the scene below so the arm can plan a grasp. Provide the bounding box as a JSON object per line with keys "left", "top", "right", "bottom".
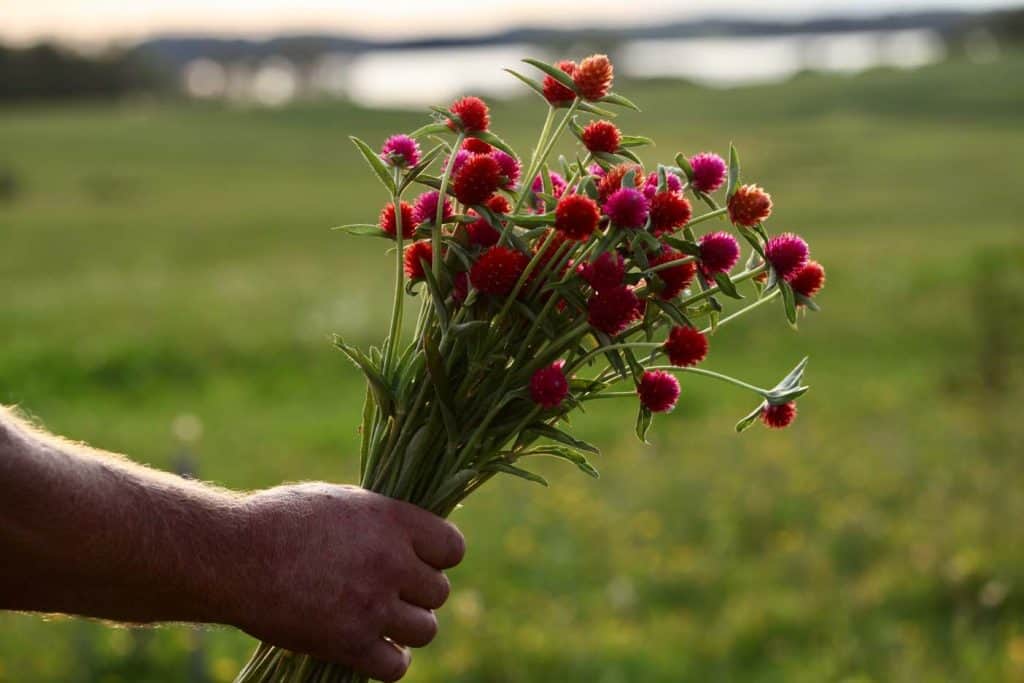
{"left": 350, "top": 136, "right": 396, "bottom": 194}
{"left": 600, "top": 92, "right": 641, "bottom": 111}
{"left": 726, "top": 142, "right": 741, "bottom": 199}
{"left": 522, "top": 58, "right": 577, "bottom": 90}
{"left": 488, "top": 462, "right": 549, "bottom": 487}
{"left": 713, "top": 272, "right": 744, "bottom": 300}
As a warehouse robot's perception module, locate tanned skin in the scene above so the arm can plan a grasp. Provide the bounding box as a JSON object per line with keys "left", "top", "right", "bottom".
{"left": 0, "top": 406, "right": 465, "bottom": 682}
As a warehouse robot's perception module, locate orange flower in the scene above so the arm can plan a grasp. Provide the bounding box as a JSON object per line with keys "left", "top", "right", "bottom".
{"left": 573, "top": 54, "right": 614, "bottom": 101}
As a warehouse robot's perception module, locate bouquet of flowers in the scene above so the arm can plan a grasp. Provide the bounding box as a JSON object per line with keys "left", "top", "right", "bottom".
{"left": 234, "top": 54, "right": 825, "bottom": 682}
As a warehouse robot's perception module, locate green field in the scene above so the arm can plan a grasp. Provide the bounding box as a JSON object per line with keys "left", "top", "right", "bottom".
{"left": 2, "top": 54, "right": 1024, "bottom": 682}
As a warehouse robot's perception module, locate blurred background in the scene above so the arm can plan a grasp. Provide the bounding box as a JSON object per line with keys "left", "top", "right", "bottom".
{"left": 2, "top": 1, "right": 1024, "bottom": 681}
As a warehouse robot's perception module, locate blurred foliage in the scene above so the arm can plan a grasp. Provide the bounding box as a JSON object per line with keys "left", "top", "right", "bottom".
{"left": 1, "top": 53, "right": 1024, "bottom": 682}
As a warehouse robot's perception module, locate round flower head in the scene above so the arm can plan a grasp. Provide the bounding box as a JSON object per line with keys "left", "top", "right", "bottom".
{"left": 761, "top": 401, "right": 797, "bottom": 428}
{"left": 581, "top": 120, "right": 621, "bottom": 154}
{"left": 604, "top": 187, "right": 649, "bottom": 229}
{"left": 531, "top": 170, "right": 567, "bottom": 211}
{"left": 790, "top": 259, "right": 826, "bottom": 300}
{"left": 598, "top": 164, "right": 644, "bottom": 203}
{"left": 698, "top": 231, "right": 741, "bottom": 275}
{"left": 588, "top": 163, "right": 607, "bottom": 179}
{"left": 574, "top": 54, "right": 614, "bottom": 101}
{"left": 413, "top": 190, "right": 454, "bottom": 226}
{"left": 446, "top": 96, "right": 490, "bottom": 132}
{"left": 443, "top": 149, "right": 471, "bottom": 176}
{"left": 453, "top": 153, "right": 501, "bottom": 206}
{"left": 465, "top": 195, "right": 510, "bottom": 247}
{"left": 637, "top": 370, "right": 680, "bottom": 413}
{"left": 491, "top": 150, "right": 521, "bottom": 190}
{"left": 643, "top": 171, "right": 683, "bottom": 199}
{"left": 648, "top": 191, "right": 692, "bottom": 237}
{"left": 650, "top": 245, "right": 697, "bottom": 300}
{"left": 765, "top": 232, "right": 809, "bottom": 281}
{"left": 380, "top": 134, "right": 421, "bottom": 168}
{"left": 403, "top": 240, "right": 433, "bottom": 280}
{"left": 578, "top": 251, "right": 625, "bottom": 291}
{"left": 470, "top": 245, "right": 528, "bottom": 296}
{"left": 543, "top": 60, "right": 578, "bottom": 106}
{"left": 727, "top": 184, "right": 773, "bottom": 227}
{"left": 663, "top": 326, "right": 708, "bottom": 367}
{"left": 379, "top": 201, "right": 418, "bottom": 239}
{"left": 462, "top": 137, "right": 492, "bottom": 154}
{"left": 530, "top": 361, "right": 569, "bottom": 408}
{"left": 555, "top": 194, "right": 600, "bottom": 241}
{"left": 689, "top": 152, "right": 727, "bottom": 193}
{"left": 587, "top": 285, "right": 640, "bottom": 335}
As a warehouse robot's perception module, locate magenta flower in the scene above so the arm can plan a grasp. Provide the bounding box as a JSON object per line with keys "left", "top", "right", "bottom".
{"left": 492, "top": 150, "right": 521, "bottom": 190}
{"left": 698, "top": 231, "right": 741, "bottom": 275}
{"left": 412, "top": 190, "right": 454, "bottom": 226}
{"left": 603, "top": 187, "right": 649, "bottom": 229}
{"left": 380, "top": 134, "right": 421, "bottom": 168}
{"left": 765, "top": 233, "right": 809, "bottom": 281}
{"left": 689, "top": 152, "right": 727, "bottom": 193}
{"left": 643, "top": 171, "right": 682, "bottom": 199}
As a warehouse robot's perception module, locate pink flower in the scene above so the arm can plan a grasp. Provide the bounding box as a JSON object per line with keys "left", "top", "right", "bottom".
{"left": 698, "top": 231, "right": 741, "bottom": 276}
{"left": 530, "top": 361, "right": 569, "bottom": 408}
{"left": 491, "top": 150, "right": 521, "bottom": 190}
{"left": 765, "top": 233, "right": 809, "bottom": 281}
{"left": 689, "top": 152, "right": 727, "bottom": 193}
{"left": 380, "top": 134, "right": 421, "bottom": 168}
{"left": 642, "top": 171, "right": 682, "bottom": 199}
{"left": 603, "top": 187, "right": 649, "bottom": 229}
{"left": 413, "top": 190, "right": 454, "bottom": 226}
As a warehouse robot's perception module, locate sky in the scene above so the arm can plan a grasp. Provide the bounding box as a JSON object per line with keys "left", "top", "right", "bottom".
{"left": 1, "top": 0, "right": 1019, "bottom": 45}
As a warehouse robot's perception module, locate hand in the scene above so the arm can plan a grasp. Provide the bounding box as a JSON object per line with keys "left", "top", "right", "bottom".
{"left": 230, "top": 483, "right": 465, "bottom": 681}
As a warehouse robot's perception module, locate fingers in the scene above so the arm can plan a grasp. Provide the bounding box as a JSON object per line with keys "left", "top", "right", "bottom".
{"left": 393, "top": 504, "right": 465, "bottom": 570}
{"left": 384, "top": 602, "right": 439, "bottom": 648}
{"left": 399, "top": 564, "right": 450, "bottom": 610}
{"left": 351, "top": 639, "right": 411, "bottom": 682}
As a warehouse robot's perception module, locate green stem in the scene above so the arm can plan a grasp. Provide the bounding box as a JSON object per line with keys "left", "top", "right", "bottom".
{"left": 433, "top": 132, "right": 465, "bottom": 277}
{"left": 510, "top": 106, "right": 558, "bottom": 217}
{"left": 382, "top": 171, "right": 405, "bottom": 376}
{"left": 678, "top": 264, "right": 767, "bottom": 309}
{"left": 686, "top": 207, "right": 727, "bottom": 229}
{"left": 700, "top": 289, "right": 780, "bottom": 333}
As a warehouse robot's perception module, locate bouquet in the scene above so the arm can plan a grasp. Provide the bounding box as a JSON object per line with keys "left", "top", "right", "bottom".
{"left": 234, "top": 54, "right": 825, "bottom": 682}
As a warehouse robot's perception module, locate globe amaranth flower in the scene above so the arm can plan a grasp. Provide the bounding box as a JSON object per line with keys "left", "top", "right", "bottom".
{"left": 581, "top": 120, "right": 621, "bottom": 154}
{"left": 380, "top": 134, "right": 421, "bottom": 168}
{"left": 588, "top": 285, "right": 641, "bottom": 335}
{"left": 466, "top": 195, "right": 511, "bottom": 247}
{"left": 761, "top": 401, "right": 797, "bottom": 428}
{"left": 790, "top": 260, "right": 826, "bottom": 300}
{"left": 491, "top": 150, "right": 521, "bottom": 190}
{"left": 588, "top": 163, "right": 607, "bottom": 179}
{"left": 470, "top": 245, "right": 529, "bottom": 296}
{"left": 663, "top": 326, "right": 708, "bottom": 367}
{"left": 530, "top": 360, "right": 569, "bottom": 408}
{"left": 531, "top": 170, "right": 568, "bottom": 212}
{"left": 453, "top": 153, "right": 502, "bottom": 205}
{"left": 574, "top": 54, "right": 614, "bottom": 101}
{"left": 650, "top": 245, "right": 697, "bottom": 300}
{"left": 403, "top": 240, "right": 433, "bottom": 280}
{"left": 598, "top": 164, "right": 644, "bottom": 203}
{"left": 462, "top": 137, "right": 492, "bottom": 154}
{"left": 379, "top": 201, "right": 418, "bottom": 239}
{"left": 443, "top": 149, "right": 471, "bottom": 175}
{"left": 648, "top": 191, "right": 692, "bottom": 237}
{"left": 577, "top": 251, "right": 625, "bottom": 291}
{"left": 698, "top": 231, "right": 740, "bottom": 276}
{"left": 642, "top": 171, "right": 682, "bottom": 199}
{"left": 764, "top": 233, "right": 809, "bottom": 281}
{"left": 446, "top": 96, "right": 490, "bottom": 132}
{"left": 727, "top": 184, "right": 773, "bottom": 227}
{"left": 689, "top": 152, "right": 727, "bottom": 193}
{"left": 413, "top": 190, "right": 454, "bottom": 226}
{"left": 543, "top": 60, "right": 578, "bottom": 106}
{"left": 637, "top": 370, "right": 680, "bottom": 413}
{"left": 555, "top": 194, "right": 600, "bottom": 241}
{"left": 604, "top": 187, "right": 649, "bottom": 229}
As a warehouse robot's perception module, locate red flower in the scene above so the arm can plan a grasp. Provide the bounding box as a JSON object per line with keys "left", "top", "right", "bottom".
{"left": 581, "top": 120, "right": 621, "bottom": 154}
{"left": 403, "top": 240, "right": 433, "bottom": 280}
{"left": 379, "top": 201, "right": 417, "bottom": 239}
{"left": 466, "top": 195, "right": 510, "bottom": 247}
{"left": 447, "top": 96, "right": 490, "bottom": 132}
{"left": 578, "top": 252, "right": 625, "bottom": 291}
{"left": 764, "top": 233, "right": 809, "bottom": 281}
{"left": 555, "top": 194, "right": 600, "bottom": 241}
{"left": 588, "top": 285, "right": 640, "bottom": 335}
{"left": 453, "top": 153, "right": 502, "bottom": 206}
{"left": 462, "top": 137, "right": 492, "bottom": 154}
{"left": 761, "top": 402, "right": 797, "bottom": 428}
{"left": 698, "top": 231, "right": 740, "bottom": 275}
{"left": 452, "top": 271, "right": 469, "bottom": 305}
{"left": 663, "top": 326, "right": 708, "bottom": 367}
{"left": 530, "top": 361, "right": 569, "bottom": 408}
{"left": 650, "top": 245, "right": 696, "bottom": 300}
{"left": 637, "top": 370, "right": 680, "bottom": 413}
{"left": 598, "top": 164, "right": 644, "bottom": 203}
{"left": 574, "top": 54, "right": 614, "bottom": 101}
{"left": 470, "top": 245, "right": 528, "bottom": 296}
{"left": 727, "top": 184, "right": 773, "bottom": 227}
{"left": 649, "top": 191, "right": 692, "bottom": 237}
{"left": 543, "top": 60, "right": 578, "bottom": 106}
{"left": 790, "top": 260, "right": 826, "bottom": 300}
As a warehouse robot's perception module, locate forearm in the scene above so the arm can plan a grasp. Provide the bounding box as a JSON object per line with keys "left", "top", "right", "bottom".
{"left": 0, "top": 407, "right": 247, "bottom": 625}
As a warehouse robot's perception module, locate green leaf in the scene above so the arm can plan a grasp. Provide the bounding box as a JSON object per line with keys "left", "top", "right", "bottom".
{"left": 618, "top": 134, "right": 654, "bottom": 148}
{"left": 522, "top": 422, "right": 600, "bottom": 455}
{"left": 469, "top": 130, "right": 517, "bottom": 159}
{"left": 510, "top": 212, "right": 557, "bottom": 228}
{"left": 350, "top": 136, "right": 396, "bottom": 194}
{"left": 616, "top": 148, "right": 644, "bottom": 165}
{"left": 780, "top": 280, "right": 798, "bottom": 327}
{"left": 675, "top": 153, "right": 694, "bottom": 182}
{"left": 726, "top": 142, "right": 741, "bottom": 200}
{"left": 600, "top": 92, "right": 641, "bottom": 111}
{"left": 423, "top": 332, "right": 459, "bottom": 445}
{"left": 766, "top": 385, "right": 809, "bottom": 405}
{"left": 635, "top": 405, "right": 653, "bottom": 443}
{"left": 737, "top": 224, "right": 765, "bottom": 258}
{"left": 568, "top": 116, "right": 586, "bottom": 141}
{"left": 580, "top": 176, "right": 598, "bottom": 200}
{"left": 488, "top": 462, "right": 549, "bottom": 487}
{"left": 503, "top": 68, "right": 546, "bottom": 100}
{"left": 735, "top": 403, "right": 764, "bottom": 433}
{"left": 621, "top": 168, "right": 639, "bottom": 191}
{"left": 522, "top": 445, "right": 600, "bottom": 478}
{"left": 713, "top": 272, "right": 744, "bottom": 300}
{"left": 652, "top": 298, "right": 694, "bottom": 329}
{"left": 330, "top": 223, "right": 388, "bottom": 238}
{"left": 399, "top": 143, "right": 445, "bottom": 192}
{"left": 576, "top": 100, "right": 618, "bottom": 117}
{"left": 773, "top": 356, "right": 809, "bottom": 392}
{"left": 662, "top": 236, "right": 702, "bottom": 257}
{"left": 420, "top": 263, "right": 450, "bottom": 331}
{"left": 333, "top": 336, "right": 393, "bottom": 416}
{"left": 522, "top": 58, "right": 577, "bottom": 91}
{"left": 795, "top": 292, "right": 821, "bottom": 312}
{"left": 408, "top": 121, "right": 451, "bottom": 139}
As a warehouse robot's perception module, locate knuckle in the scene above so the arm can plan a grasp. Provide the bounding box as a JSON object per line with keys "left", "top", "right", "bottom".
{"left": 445, "top": 525, "right": 466, "bottom": 564}
{"left": 432, "top": 573, "right": 451, "bottom": 607}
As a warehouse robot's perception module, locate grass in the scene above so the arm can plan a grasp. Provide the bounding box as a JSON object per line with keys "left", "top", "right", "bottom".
{"left": 2, "top": 53, "right": 1024, "bottom": 682}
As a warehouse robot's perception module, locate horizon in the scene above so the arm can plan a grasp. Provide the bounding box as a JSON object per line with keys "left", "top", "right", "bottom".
{"left": 2, "top": 0, "right": 1020, "bottom": 46}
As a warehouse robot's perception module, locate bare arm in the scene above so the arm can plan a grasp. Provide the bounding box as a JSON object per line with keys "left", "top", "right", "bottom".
{"left": 0, "top": 407, "right": 465, "bottom": 682}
